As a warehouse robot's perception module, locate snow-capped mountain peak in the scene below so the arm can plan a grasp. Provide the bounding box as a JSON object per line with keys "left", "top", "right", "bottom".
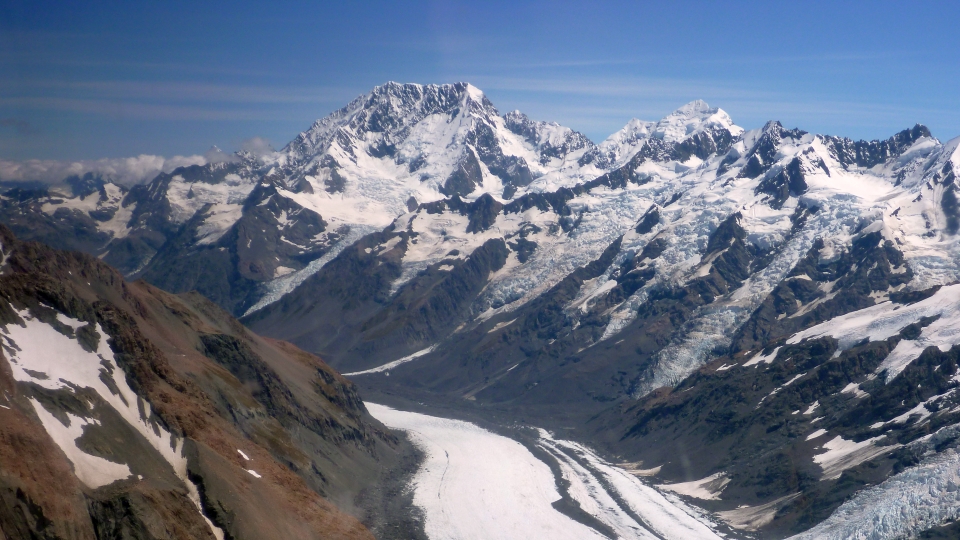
{"left": 284, "top": 82, "right": 493, "bottom": 159}
{"left": 580, "top": 100, "right": 743, "bottom": 171}
{"left": 596, "top": 117, "right": 655, "bottom": 151}
{"left": 651, "top": 99, "right": 742, "bottom": 142}
{"left": 502, "top": 110, "right": 594, "bottom": 165}
{"left": 943, "top": 134, "right": 960, "bottom": 168}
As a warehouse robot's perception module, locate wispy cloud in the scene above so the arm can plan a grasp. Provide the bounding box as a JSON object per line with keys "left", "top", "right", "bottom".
{"left": 466, "top": 72, "right": 958, "bottom": 141}
{"left": 0, "top": 77, "right": 360, "bottom": 122}
{"left": 471, "top": 74, "right": 778, "bottom": 101}
{"left": 238, "top": 137, "right": 275, "bottom": 157}
{"left": 0, "top": 96, "right": 272, "bottom": 121}
{"left": 45, "top": 80, "right": 354, "bottom": 104}
{"left": 0, "top": 118, "right": 37, "bottom": 135}
{"left": 0, "top": 134, "right": 283, "bottom": 186}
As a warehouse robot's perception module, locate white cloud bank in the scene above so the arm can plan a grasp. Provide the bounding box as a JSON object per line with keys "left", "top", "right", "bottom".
{"left": 0, "top": 154, "right": 205, "bottom": 187}
{"left": 0, "top": 140, "right": 266, "bottom": 187}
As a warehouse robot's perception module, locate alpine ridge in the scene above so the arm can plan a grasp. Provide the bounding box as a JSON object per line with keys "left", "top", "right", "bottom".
{"left": 0, "top": 82, "right": 744, "bottom": 318}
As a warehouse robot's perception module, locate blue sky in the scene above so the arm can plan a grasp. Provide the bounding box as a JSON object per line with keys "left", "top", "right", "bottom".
{"left": 2, "top": 0, "right": 959, "bottom": 161}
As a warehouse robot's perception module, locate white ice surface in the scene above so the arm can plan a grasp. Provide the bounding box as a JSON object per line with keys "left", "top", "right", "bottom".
{"left": 366, "top": 403, "right": 608, "bottom": 540}
{"left": 368, "top": 403, "right": 723, "bottom": 540}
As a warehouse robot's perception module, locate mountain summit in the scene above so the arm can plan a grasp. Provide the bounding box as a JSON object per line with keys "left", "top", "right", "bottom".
{"left": 582, "top": 99, "right": 742, "bottom": 169}
{"left": 275, "top": 81, "right": 595, "bottom": 204}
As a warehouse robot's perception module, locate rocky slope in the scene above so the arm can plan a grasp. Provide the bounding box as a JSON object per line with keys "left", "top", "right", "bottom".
{"left": 0, "top": 226, "right": 418, "bottom": 539}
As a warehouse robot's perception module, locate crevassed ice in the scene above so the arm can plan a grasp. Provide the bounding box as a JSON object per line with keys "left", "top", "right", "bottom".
{"left": 788, "top": 448, "right": 960, "bottom": 540}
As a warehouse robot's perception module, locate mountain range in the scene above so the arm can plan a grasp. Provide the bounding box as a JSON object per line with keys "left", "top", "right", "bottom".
{"left": 3, "top": 81, "right": 960, "bottom": 538}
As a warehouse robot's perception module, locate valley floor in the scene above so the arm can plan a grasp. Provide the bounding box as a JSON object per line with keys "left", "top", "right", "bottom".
{"left": 367, "top": 403, "right": 724, "bottom": 540}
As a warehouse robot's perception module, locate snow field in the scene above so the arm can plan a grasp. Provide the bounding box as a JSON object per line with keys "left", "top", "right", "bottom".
{"left": 787, "top": 283, "right": 960, "bottom": 382}
{"left": 342, "top": 345, "right": 437, "bottom": 376}
{"left": 27, "top": 397, "right": 132, "bottom": 488}
{"left": 243, "top": 223, "right": 379, "bottom": 316}
{"left": 810, "top": 434, "right": 894, "bottom": 481}
{"left": 41, "top": 182, "right": 134, "bottom": 240}
{"left": 655, "top": 473, "right": 730, "bottom": 501}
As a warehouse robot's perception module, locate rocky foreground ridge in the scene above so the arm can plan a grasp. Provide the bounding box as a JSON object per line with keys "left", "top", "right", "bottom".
{"left": 0, "top": 226, "right": 420, "bottom": 539}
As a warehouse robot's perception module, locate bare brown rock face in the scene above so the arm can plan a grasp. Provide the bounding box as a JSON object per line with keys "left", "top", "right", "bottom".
{"left": 0, "top": 225, "right": 413, "bottom": 540}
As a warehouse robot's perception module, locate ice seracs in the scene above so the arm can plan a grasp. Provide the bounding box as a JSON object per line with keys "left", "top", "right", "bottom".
{"left": 788, "top": 448, "right": 960, "bottom": 540}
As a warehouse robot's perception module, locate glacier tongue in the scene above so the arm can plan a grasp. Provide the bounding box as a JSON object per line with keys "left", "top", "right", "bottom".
{"left": 366, "top": 403, "right": 611, "bottom": 540}
{"left": 368, "top": 403, "right": 723, "bottom": 540}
